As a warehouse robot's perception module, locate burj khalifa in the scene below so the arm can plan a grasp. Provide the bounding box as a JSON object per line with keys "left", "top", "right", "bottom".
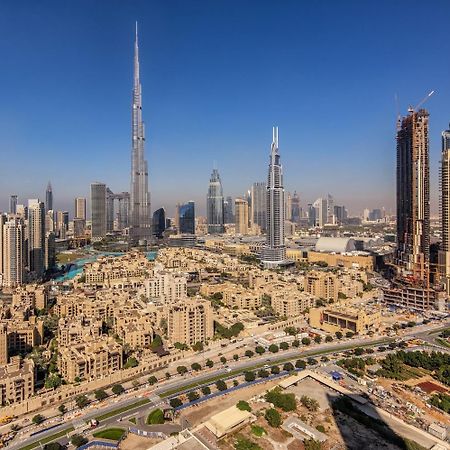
{"left": 130, "top": 23, "right": 151, "bottom": 242}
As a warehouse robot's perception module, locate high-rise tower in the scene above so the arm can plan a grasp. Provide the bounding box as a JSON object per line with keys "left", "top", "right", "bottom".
{"left": 130, "top": 23, "right": 151, "bottom": 242}
{"left": 439, "top": 123, "right": 450, "bottom": 292}
{"left": 261, "top": 127, "right": 288, "bottom": 268}
{"left": 251, "top": 182, "right": 267, "bottom": 231}
{"left": 206, "top": 168, "right": 225, "bottom": 234}
{"left": 45, "top": 182, "right": 53, "bottom": 213}
{"left": 396, "top": 109, "right": 430, "bottom": 282}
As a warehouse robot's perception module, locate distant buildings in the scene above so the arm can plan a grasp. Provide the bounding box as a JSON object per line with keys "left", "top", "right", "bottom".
{"left": 179, "top": 201, "right": 195, "bottom": 235}
{"left": 45, "top": 181, "right": 53, "bottom": 213}
{"left": 1, "top": 216, "right": 25, "bottom": 287}
{"left": 206, "top": 168, "right": 225, "bottom": 234}
{"left": 74, "top": 197, "right": 86, "bottom": 220}
{"left": 251, "top": 182, "right": 267, "bottom": 232}
{"left": 90, "top": 182, "right": 107, "bottom": 241}
{"left": 235, "top": 198, "right": 248, "bottom": 235}
{"left": 9, "top": 195, "right": 17, "bottom": 215}
{"left": 28, "top": 199, "right": 45, "bottom": 278}
{"left": 261, "top": 127, "right": 288, "bottom": 268}
{"left": 396, "top": 108, "right": 430, "bottom": 281}
{"left": 224, "top": 195, "right": 234, "bottom": 224}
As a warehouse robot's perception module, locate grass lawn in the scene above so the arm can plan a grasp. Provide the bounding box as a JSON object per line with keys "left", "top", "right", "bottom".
{"left": 95, "top": 398, "right": 150, "bottom": 421}
{"left": 251, "top": 425, "right": 266, "bottom": 437}
{"left": 147, "top": 408, "right": 164, "bottom": 424}
{"left": 93, "top": 427, "right": 126, "bottom": 441}
{"left": 19, "top": 426, "right": 75, "bottom": 450}
{"left": 129, "top": 417, "right": 136, "bottom": 424}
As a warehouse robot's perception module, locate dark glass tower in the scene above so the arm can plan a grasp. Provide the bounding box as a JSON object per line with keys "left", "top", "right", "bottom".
{"left": 45, "top": 182, "right": 53, "bottom": 213}
{"left": 179, "top": 201, "right": 195, "bottom": 234}
{"left": 130, "top": 23, "right": 151, "bottom": 241}
{"left": 206, "top": 169, "right": 224, "bottom": 234}
{"left": 152, "top": 208, "right": 166, "bottom": 238}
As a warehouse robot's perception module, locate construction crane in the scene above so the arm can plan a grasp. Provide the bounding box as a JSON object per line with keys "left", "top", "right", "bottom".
{"left": 410, "top": 90, "right": 435, "bottom": 112}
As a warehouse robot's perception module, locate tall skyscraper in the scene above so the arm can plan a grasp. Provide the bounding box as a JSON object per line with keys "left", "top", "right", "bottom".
{"left": 1, "top": 216, "right": 25, "bottom": 287}
{"left": 106, "top": 188, "right": 115, "bottom": 233}
{"left": 251, "top": 182, "right": 267, "bottom": 232}
{"left": 91, "top": 182, "right": 107, "bottom": 241}
{"left": 291, "top": 191, "right": 300, "bottom": 223}
{"left": 45, "top": 181, "right": 53, "bottom": 213}
{"left": 326, "top": 193, "right": 334, "bottom": 224}
{"left": 28, "top": 199, "right": 45, "bottom": 278}
{"left": 75, "top": 197, "right": 87, "bottom": 220}
{"left": 206, "top": 168, "right": 225, "bottom": 234}
{"left": 396, "top": 108, "right": 430, "bottom": 281}
{"left": 130, "top": 23, "right": 151, "bottom": 242}
{"left": 9, "top": 195, "right": 17, "bottom": 214}
{"left": 285, "top": 192, "right": 292, "bottom": 221}
{"left": 439, "top": 123, "right": 450, "bottom": 291}
{"left": 179, "top": 201, "right": 195, "bottom": 235}
{"left": 235, "top": 198, "right": 249, "bottom": 235}
{"left": 313, "top": 197, "right": 328, "bottom": 227}
{"left": 56, "top": 211, "right": 69, "bottom": 239}
{"left": 261, "top": 127, "right": 287, "bottom": 268}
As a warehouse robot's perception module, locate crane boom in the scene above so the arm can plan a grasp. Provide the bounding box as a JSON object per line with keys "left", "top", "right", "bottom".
{"left": 414, "top": 90, "right": 435, "bottom": 111}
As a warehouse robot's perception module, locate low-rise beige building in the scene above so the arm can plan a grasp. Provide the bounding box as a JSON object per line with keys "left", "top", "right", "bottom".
{"left": 13, "top": 285, "right": 48, "bottom": 311}
{"left": 58, "top": 337, "right": 122, "bottom": 382}
{"left": 0, "top": 356, "right": 35, "bottom": 406}
{"left": 271, "top": 291, "right": 316, "bottom": 317}
{"left": 305, "top": 271, "right": 339, "bottom": 302}
{"left": 309, "top": 305, "right": 381, "bottom": 335}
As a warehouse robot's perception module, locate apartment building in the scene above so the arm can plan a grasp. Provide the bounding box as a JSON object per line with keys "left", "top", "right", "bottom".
{"left": 271, "top": 292, "right": 316, "bottom": 317}
{"left": 0, "top": 356, "right": 35, "bottom": 406}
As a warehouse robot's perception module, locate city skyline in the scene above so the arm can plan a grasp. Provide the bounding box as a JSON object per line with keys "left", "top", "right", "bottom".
{"left": 1, "top": 1, "right": 450, "bottom": 216}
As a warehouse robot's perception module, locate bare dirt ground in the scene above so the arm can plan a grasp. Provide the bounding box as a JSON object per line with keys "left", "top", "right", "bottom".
{"left": 181, "top": 379, "right": 280, "bottom": 426}
{"left": 119, "top": 433, "right": 162, "bottom": 450}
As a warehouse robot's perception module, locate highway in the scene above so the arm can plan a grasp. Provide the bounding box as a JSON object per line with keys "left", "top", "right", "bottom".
{"left": 6, "top": 319, "right": 450, "bottom": 450}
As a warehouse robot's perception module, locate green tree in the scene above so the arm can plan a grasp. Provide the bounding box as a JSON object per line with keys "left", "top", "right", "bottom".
{"left": 148, "top": 375, "right": 158, "bottom": 385}
{"left": 170, "top": 397, "right": 183, "bottom": 408}
{"left": 216, "top": 380, "right": 228, "bottom": 391}
{"left": 335, "top": 331, "right": 343, "bottom": 340}
{"left": 325, "top": 335, "right": 333, "bottom": 342}
{"left": 58, "top": 404, "right": 66, "bottom": 415}
{"left": 271, "top": 365, "right": 280, "bottom": 375}
{"left": 300, "top": 395, "right": 319, "bottom": 412}
{"left": 244, "top": 371, "right": 256, "bottom": 382}
{"left": 174, "top": 342, "right": 189, "bottom": 351}
{"left": 191, "top": 362, "right": 202, "bottom": 372}
{"left": 192, "top": 342, "right": 204, "bottom": 352}
{"left": 32, "top": 414, "right": 45, "bottom": 425}
{"left": 292, "top": 339, "right": 300, "bottom": 347}
{"left": 44, "top": 373, "right": 62, "bottom": 389}
{"left": 304, "top": 438, "right": 323, "bottom": 450}
{"left": 111, "top": 384, "right": 125, "bottom": 395}
{"left": 206, "top": 359, "right": 214, "bottom": 368}
{"left": 283, "top": 362, "right": 295, "bottom": 372}
{"left": 94, "top": 389, "right": 108, "bottom": 401}
{"left": 354, "top": 347, "right": 365, "bottom": 356}
{"left": 255, "top": 345, "right": 266, "bottom": 355}
{"left": 124, "top": 356, "right": 139, "bottom": 369}
{"left": 314, "top": 335, "right": 322, "bottom": 344}
{"left": 201, "top": 386, "right": 211, "bottom": 396}
{"left": 237, "top": 400, "right": 252, "bottom": 411}
{"left": 75, "top": 395, "right": 90, "bottom": 409}
{"left": 280, "top": 342, "right": 289, "bottom": 350}
{"left": 233, "top": 354, "right": 239, "bottom": 361}
{"left": 285, "top": 326, "right": 299, "bottom": 336}
{"left": 266, "top": 389, "right": 296, "bottom": 411}
{"left": 245, "top": 350, "right": 255, "bottom": 358}
{"left": 258, "top": 369, "right": 270, "bottom": 378}
{"left": 268, "top": 344, "right": 279, "bottom": 353}
{"left": 346, "top": 331, "right": 354, "bottom": 338}
{"left": 71, "top": 434, "right": 88, "bottom": 447}
{"left": 151, "top": 334, "right": 163, "bottom": 350}
{"left": 295, "top": 359, "right": 307, "bottom": 369}
{"left": 265, "top": 408, "right": 282, "bottom": 427}
{"left": 187, "top": 391, "right": 200, "bottom": 402}
{"left": 177, "top": 365, "right": 188, "bottom": 375}
{"left": 302, "top": 337, "right": 311, "bottom": 346}
{"left": 220, "top": 356, "right": 227, "bottom": 364}
{"left": 43, "top": 443, "right": 63, "bottom": 450}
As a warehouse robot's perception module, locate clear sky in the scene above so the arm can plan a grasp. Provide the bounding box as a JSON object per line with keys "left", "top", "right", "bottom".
{"left": 1, "top": 0, "right": 449, "bottom": 217}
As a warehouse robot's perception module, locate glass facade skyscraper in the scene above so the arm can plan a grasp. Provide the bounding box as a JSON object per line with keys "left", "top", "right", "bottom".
{"left": 261, "top": 127, "right": 287, "bottom": 268}
{"left": 179, "top": 201, "right": 195, "bottom": 235}
{"left": 206, "top": 168, "right": 224, "bottom": 234}
{"left": 251, "top": 182, "right": 267, "bottom": 232}
{"left": 152, "top": 207, "right": 166, "bottom": 238}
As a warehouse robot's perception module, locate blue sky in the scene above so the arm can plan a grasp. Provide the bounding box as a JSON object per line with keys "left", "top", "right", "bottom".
{"left": 0, "top": 0, "right": 449, "bottom": 217}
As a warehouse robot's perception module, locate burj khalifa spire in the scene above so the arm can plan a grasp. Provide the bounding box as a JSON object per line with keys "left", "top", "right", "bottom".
{"left": 130, "top": 22, "right": 151, "bottom": 242}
